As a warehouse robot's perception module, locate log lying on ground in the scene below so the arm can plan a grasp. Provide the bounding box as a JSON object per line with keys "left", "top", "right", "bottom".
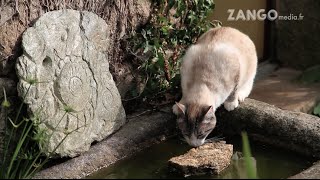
{"left": 215, "top": 98, "right": 320, "bottom": 159}
{"left": 168, "top": 141, "right": 233, "bottom": 177}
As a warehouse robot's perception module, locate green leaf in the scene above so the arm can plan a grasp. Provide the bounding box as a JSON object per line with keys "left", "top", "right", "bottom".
{"left": 158, "top": 16, "right": 167, "bottom": 23}
{"left": 161, "top": 26, "right": 169, "bottom": 35}
{"left": 143, "top": 44, "right": 149, "bottom": 53}
{"left": 296, "top": 65, "right": 320, "bottom": 84}
{"left": 63, "top": 105, "right": 76, "bottom": 113}
{"left": 241, "top": 132, "right": 258, "bottom": 179}
{"left": 2, "top": 100, "right": 10, "bottom": 108}
{"left": 313, "top": 102, "right": 320, "bottom": 116}
{"left": 124, "top": 0, "right": 216, "bottom": 100}
{"left": 156, "top": 51, "right": 165, "bottom": 68}
{"left": 141, "top": 29, "right": 147, "bottom": 39}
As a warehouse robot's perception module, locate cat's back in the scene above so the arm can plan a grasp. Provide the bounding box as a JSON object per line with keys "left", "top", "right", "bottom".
{"left": 181, "top": 26, "right": 257, "bottom": 78}
{"left": 181, "top": 27, "right": 248, "bottom": 77}
{"left": 198, "top": 27, "right": 258, "bottom": 87}
{"left": 180, "top": 27, "right": 257, "bottom": 101}
{"left": 196, "top": 27, "right": 255, "bottom": 53}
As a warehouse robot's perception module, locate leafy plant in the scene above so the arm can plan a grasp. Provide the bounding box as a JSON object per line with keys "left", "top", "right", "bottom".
{"left": 294, "top": 65, "right": 320, "bottom": 117}
{"left": 125, "top": 0, "right": 218, "bottom": 104}
{"left": 241, "top": 131, "right": 258, "bottom": 179}
{"left": 313, "top": 102, "right": 320, "bottom": 117}
{"left": 0, "top": 79, "right": 85, "bottom": 179}
{"left": 296, "top": 65, "right": 320, "bottom": 84}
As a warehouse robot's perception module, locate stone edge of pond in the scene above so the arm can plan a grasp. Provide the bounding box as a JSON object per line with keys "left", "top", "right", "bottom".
{"left": 216, "top": 98, "right": 320, "bottom": 160}
{"left": 288, "top": 160, "right": 320, "bottom": 179}
{"left": 33, "top": 107, "right": 176, "bottom": 179}
{"left": 215, "top": 98, "right": 320, "bottom": 178}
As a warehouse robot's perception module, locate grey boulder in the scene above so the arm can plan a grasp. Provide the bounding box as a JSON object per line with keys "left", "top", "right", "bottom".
{"left": 16, "top": 9, "right": 126, "bottom": 157}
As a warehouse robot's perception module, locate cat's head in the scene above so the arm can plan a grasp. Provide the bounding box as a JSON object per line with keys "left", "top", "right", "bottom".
{"left": 172, "top": 102, "right": 216, "bottom": 147}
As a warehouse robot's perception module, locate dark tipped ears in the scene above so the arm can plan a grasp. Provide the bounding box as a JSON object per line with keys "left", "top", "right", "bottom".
{"left": 206, "top": 106, "right": 214, "bottom": 113}
{"left": 204, "top": 105, "right": 215, "bottom": 117}
{"left": 173, "top": 102, "right": 186, "bottom": 115}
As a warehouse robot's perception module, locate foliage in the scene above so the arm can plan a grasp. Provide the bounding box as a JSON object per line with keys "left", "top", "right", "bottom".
{"left": 241, "top": 131, "right": 258, "bottom": 179}
{"left": 296, "top": 65, "right": 320, "bottom": 84}
{"left": 125, "top": 0, "right": 218, "bottom": 104}
{"left": 295, "top": 65, "right": 320, "bottom": 117}
{"left": 0, "top": 79, "right": 85, "bottom": 179}
{"left": 313, "top": 102, "right": 320, "bottom": 117}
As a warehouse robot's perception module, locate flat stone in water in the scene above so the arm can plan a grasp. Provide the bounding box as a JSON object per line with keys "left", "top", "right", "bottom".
{"left": 168, "top": 141, "right": 233, "bottom": 177}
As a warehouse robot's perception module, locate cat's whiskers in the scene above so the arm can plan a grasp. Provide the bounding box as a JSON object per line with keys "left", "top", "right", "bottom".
{"left": 204, "top": 136, "right": 225, "bottom": 143}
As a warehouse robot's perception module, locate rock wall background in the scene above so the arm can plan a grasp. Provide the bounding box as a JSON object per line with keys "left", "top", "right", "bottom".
{"left": 0, "top": 0, "right": 151, "bottom": 158}
{"left": 0, "top": 0, "right": 151, "bottom": 94}
{"left": 276, "top": 0, "right": 320, "bottom": 69}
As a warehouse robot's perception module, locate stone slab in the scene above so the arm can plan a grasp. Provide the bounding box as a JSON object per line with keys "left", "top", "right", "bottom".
{"left": 168, "top": 141, "right": 233, "bottom": 177}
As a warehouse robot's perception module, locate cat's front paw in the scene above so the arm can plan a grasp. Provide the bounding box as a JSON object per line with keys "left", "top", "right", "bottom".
{"left": 224, "top": 100, "right": 239, "bottom": 111}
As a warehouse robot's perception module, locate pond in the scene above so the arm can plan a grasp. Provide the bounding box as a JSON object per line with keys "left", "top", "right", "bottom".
{"left": 86, "top": 136, "right": 313, "bottom": 179}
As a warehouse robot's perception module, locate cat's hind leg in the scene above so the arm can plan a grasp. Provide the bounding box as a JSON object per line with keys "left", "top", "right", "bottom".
{"left": 224, "top": 76, "right": 254, "bottom": 111}
{"left": 237, "top": 77, "right": 254, "bottom": 103}
{"left": 223, "top": 91, "right": 239, "bottom": 111}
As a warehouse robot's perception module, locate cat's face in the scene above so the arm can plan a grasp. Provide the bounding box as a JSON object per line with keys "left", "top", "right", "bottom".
{"left": 173, "top": 102, "right": 216, "bottom": 147}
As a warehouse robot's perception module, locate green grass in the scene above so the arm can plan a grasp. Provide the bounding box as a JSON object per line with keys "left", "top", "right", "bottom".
{"left": 241, "top": 131, "right": 258, "bottom": 179}
{"left": 0, "top": 79, "right": 85, "bottom": 179}
{"left": 313, "top": 102, "right": 320, "bottom": 117}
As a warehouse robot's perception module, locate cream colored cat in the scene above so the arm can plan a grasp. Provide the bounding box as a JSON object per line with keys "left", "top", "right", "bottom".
{"left": 172, "top": 27, "right": 257, "bottom": 147}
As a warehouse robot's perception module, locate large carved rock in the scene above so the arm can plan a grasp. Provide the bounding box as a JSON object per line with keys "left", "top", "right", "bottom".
{"left": 1, "top": 0, "right": 151, "bottom": 98}
{"left": 16, "top": 9, "right": 126, "bottom": 157}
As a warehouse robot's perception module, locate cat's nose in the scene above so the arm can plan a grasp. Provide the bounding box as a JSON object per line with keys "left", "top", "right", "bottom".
{"left": 188, "top": 136, "right": 205, "bottom": 147}
{"left": 189, "top": 140, "right": 204, "bottom": 147}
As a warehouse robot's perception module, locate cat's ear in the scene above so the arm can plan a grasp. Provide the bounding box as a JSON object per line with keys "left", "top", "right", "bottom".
{"left": 203, "top": 106, "right": 215, "bottom": 123}
{"left": 173, "top": 102, "right": 186, "bottom": 115}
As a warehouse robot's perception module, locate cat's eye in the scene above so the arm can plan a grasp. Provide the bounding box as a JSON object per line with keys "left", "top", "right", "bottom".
{"left": 181, "top": 130, "right": 190, "bottom": 137}
{"left": 202, "top": 118, "right": 214, "bottom": 124}
{"left": 197, "top": 129, "right": 212, "bottom": 139}
{"left": 197, "top": 134, "right": 206, "bottom": 139}
{"left": 184, "top": 133, "right": 190, "bottom": 137}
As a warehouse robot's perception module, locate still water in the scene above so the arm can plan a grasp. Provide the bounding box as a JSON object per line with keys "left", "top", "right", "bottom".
{"left": 86, "top": 136, "right": 312, "bottom": 179}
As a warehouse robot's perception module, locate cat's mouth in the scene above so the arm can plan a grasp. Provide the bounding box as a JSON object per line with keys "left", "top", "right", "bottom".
{"left": 180, "top": 135, "right": 224, "bottom": 147}
{"left": 180, "top": 136, "right": 205, "bottom": 147}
